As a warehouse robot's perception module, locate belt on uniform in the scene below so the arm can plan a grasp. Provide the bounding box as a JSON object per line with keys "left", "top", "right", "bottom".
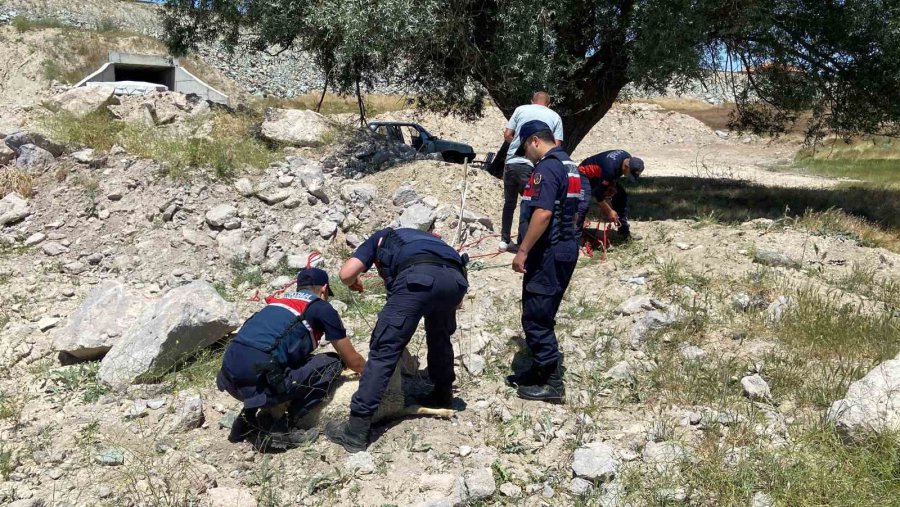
{"left": 394, "top": 254, "right": 465, "bottom": 278}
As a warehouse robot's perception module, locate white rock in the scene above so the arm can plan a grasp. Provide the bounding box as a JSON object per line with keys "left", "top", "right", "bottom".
{"left": 458, "top": 445, "right": 473, "bottom": 457}
{"left": 0, "top": 192, "right": 31, "bottom": 226}
{"left": 37, "top": 317, "right": 59, "bottom": 331}
{"left": 205, "top": 204, "right": 237, "bottom": 228}
{"left": 398, "top": 203, "right": 435, "bottom": 231}
{"left": 182, "top": 228, "right": 214, "bottom": 247}
{"left": 0, "top": 143, "right": 13, "bottom": 165}
{"left": 750, "top": 492, "right": 774, "bottom": 507}
{"left": 169, "top": 389, "right": 204, "bottom": 432}
{"left": 318, "top": 220, "right": 338, "bottom": 239}
{"left": 71, "top": 148, "right": 106, "bottom": 167}
{"left": 216, "top": 229, "right": 247, "bottom": 262}
{"left": 98, "top": 281, "right": 239, "bottom": 388}
{"left": 234, "top": 178, "right": 254, "bottom": 197}
{"left": 454, "top": 468, "right": 496, "bottom": 503}
{"left": 255, "top": 186, "right": 291, "bottom": 205}
{"left": 615, "top": 295, "right": 654, "bottom": 315}
{"left": 732, "top": 292, "right": 751, "bottom": 311}
{"left": 463, "top": 354, "right": 486, "bottom": 376}
{"left": 45, "top": 85, "right": 117, "bottom": 116}
{"left": 41, "top": 241, "right": 69, "bottom": 256}
{"left": 605, "top": 361, "right": 635, "bottom": 382}
{"left": 260, "top": 108, "right": 329, "bottom": 147}
{"left": 642, "top": 441, "right": 688, "bottom": 474}
{"left": 345, "top": 451, "right": 376, "bottom": 475}
{"left": 572, "top": 442, "right": 619, "bottom": 481}
{"left": 499, "top": 482, "right": 522, "bottom": 498}
{"left": 568, "top": 477, "right": 594, "bottom": 495}
{"left": 826, "top": 351, "right": 900, "bottom": 439}
{"left": 24, "top": 232, "right": 46, "bottom": 246}
{"left": 678, "top": 344, "right": 706, "bottom": 361}
{"left": 248, "top": 235, "right": 270, "bottom": 264}
{"left": 766, "top": 296, "right": 791, "bottom": 322}
{"left": 64, "top": 261, "right": 87, "bottom": 274}
{"left": 741, "top": 374, "right": 771, "bottom": 400}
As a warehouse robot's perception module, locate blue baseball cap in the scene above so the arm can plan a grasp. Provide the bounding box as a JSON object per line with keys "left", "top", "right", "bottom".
{"left": 514, "top": 120, "right": 554, "bottom": 156}
{"left": 296, "top": 268, "right": 334, "bottom": 296}
{"left": 628, "top": 157, "right": 645, "bottom": 182}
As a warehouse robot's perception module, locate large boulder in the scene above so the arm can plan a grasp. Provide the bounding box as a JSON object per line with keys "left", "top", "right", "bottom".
{"left": 0, "top": 192, "right": 31, "bottom": 226}
{"left": 826, "top": 352, "right": 900, "bottom": 440}
{"left": 0, "top": 143, "right": 13, "bottom": 165}
{"left": 15, "top": 144, "right": 55, "bottom": 170}
{"left": 98, "top": 281, "right": 240, "bottom": 388}
{"left": 4, "top": 131, "right": 65, "bottom": 157}
{"left": 217, "top": 229, "right": 247, "bottom": 261}
{"left": 260, "top": 108, "right": 329, "bottom": 147}
{"left": 52, "top": 281, "right": 148, "bottom": 361}
{"left": 398, "top": 203, "right": 436, "bottom": 231}
{"left": 44, "top": 86, "right": 117, "bottom": 116}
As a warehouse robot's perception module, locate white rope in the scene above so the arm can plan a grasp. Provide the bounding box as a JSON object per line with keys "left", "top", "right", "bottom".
{"left": 455, "top": 160, "right": 470, "bottom": 246}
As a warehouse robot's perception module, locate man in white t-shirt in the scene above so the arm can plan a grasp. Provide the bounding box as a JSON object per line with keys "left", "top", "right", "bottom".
{"left": 499, "top": 91, "right": 564, "bottom": 252}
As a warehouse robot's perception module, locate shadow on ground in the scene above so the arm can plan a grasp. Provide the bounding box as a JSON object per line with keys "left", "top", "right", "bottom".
{"left": 624, "top": 176, "right": 900, "bottom": 231}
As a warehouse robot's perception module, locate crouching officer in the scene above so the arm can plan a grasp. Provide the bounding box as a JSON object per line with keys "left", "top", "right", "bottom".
{"left": 326, "top": 227, "right": 469, "bottom": 452}
{"left": 508, "top": 120, "right": 581, "bottom": 403}
{"left": 217, "top": 268, "right": 366, "bottom": 451}
{"left": 576, "top": 150, "right": 644, "bottom": 240}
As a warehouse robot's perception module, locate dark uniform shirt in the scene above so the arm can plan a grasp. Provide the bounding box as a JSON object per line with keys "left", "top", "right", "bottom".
{"left": 579, "top": 150, "right": 629, "bottom": 183}
{"left": 222, "top": 292, "right": 346, "bottom": 381}
{"left": 518, "top": 147, "right": 581, "bottom": 267}
{"left": 353, "top": 227, "right": 463, "bottom": 291}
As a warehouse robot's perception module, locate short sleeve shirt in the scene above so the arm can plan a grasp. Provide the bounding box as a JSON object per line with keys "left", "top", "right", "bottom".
{"left": 352, "top": 228, "right": 392, "bottom": 271}
{"left": 303, "top": 300, "right": 347, "bottom": 343}
{"left": 506, "top": 104, "right": 565, "bottom": 165}
{"left": 578, "top": 150, "right": 630, "bottom": 183}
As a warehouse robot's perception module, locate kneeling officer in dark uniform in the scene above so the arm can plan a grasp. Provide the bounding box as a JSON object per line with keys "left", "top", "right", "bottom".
{"left": 508, "top": 120, "right": 581, "bottom": 403}
{"left": 326, "top": 227, "right": 469, "bottom": 452}
{"left": 217, "top": 268, "right": 366, "bottom": 451}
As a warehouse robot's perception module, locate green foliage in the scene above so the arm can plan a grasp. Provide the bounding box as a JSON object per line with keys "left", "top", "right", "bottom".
{"left": 230, "top": 259, "right": 264, "bottom": 288}
{"left": 164, "top": 0, "right": 900, "bottom": 150}
{"left": 40, "top": 110, "right": 278, "bottom": 180}
{"left": 12, "top": 15, "right": 66, "bottom": 32}
{"left": 45, "top": 362, "right": 109, "bottom": 403}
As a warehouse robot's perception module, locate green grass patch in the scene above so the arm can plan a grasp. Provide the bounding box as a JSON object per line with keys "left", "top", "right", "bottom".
{"left": 45, "top": 362, "right": 110, "bottom": 403}
{"left": 230, "top": 259, "right": 264, "bottom": 288}
{"left": 159, "top": 347, "right": 226, "bottom": 393}
{"left": 792, "top": 158, "right": 900, "bottom": 186}
{"left": 40, "top": 110, "right": 279, "bottom": 180}
{"left": 777, "top": 287, "right": 900, "bottom": 362}
{"left": 12, "top": 15, "right": 66, "bottom": 32}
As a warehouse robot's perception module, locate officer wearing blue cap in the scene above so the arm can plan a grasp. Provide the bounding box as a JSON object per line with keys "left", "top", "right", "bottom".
{"left": 576, "top": 150, "right": 645, "bottom": 240}
{"left": 507, "top": 120, "right": 581, "bottom": 403}
{"left": 325, "top": 227, "right": 469, "bottom": 452}
{"left": 217, "top": 267, "right": 365, "bottom": 451}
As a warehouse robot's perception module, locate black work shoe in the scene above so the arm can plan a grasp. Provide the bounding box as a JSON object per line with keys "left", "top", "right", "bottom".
{"left": 415, "top": 386, "right": 453, "bottom": 409}
{"left": 228, "top": 408, "right": 258, "bottom": 443}
{"left": 516, "top": 362, "right": 565, "bottom": 404}
{"left": 506, "top": 367, "right": 541, "bottom": 388}
{"left": 325, "top": 415, "right": 372, "bottom": 453}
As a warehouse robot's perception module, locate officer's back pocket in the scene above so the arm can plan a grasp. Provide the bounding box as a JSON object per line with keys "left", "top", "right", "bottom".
{"left": 406, "top": 273, "right": 435, "bottom": 291}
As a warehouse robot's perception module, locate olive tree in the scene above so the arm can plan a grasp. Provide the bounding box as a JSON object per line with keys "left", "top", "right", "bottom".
{"left": 163, "top": 0, "right": 900, "bottom": 150}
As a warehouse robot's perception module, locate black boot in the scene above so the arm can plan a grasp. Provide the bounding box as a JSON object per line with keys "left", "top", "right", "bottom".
{"left": 251, "top": 414, "right": 319, "bottom": 452}
{"left": 228, "top": 408, "right": 259, "bottom": 443}
{"left": 506, "top": 364, "right": 541, "bottom": 387}
{"left": 325, "top": 415, "right": 372, "bottom": 453}
{"left": 517, "top": 362, "right": 565, "bottom": 403}
{"left": 415, "top": 385, "right": 453, "bottom": 409}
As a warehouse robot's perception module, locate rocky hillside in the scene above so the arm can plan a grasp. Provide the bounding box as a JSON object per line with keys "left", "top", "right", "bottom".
{"left": 1, "top": 78, "right": 899, "bottom": 506}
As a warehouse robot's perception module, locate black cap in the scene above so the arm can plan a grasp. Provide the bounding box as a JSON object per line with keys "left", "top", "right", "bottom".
{"left": 296, "top": 268, "right": 333, "bottom": 296}
{"left": 514, "top": 120, "right": 554, "bottom": 156}
{"left": 628, "top": 157, "right": 644, "bottom": 182}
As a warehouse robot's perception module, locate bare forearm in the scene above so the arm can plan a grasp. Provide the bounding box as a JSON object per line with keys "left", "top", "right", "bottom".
{"left": 339, "top": 258, "right": 366, "bottom": 285}
{"left": 503, "top": 128, "right": 515, "bottom": 143}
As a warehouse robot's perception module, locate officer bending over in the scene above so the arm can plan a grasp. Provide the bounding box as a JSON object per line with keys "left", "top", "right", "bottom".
{"left": 576, "top": 150, "right": 645, "bottom": 241}
{"left": 217, "top": 268, "right": 366, "bottom": 451}
{"left": 326, "top": 227, "right": 469, "bottom": 453}
{"left": 508, "top": 120, "right": 581, "bottom": 403}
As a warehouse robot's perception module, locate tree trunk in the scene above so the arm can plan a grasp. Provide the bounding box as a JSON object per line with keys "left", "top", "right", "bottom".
{"left": 355, "top": 76, "right": 366, "bottom": 127}
{"left": 315, "top": 76, "right": 329, "bottom": 113}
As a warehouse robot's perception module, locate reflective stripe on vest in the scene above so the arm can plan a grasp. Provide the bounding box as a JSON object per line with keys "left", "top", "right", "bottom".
{"left": 264, "top": 291, "right": 323, "bottom": 348}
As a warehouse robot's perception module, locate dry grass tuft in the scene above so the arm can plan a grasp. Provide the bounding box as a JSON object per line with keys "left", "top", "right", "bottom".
{"left": 0, "top": 167, "right": 34, "bottom": 197}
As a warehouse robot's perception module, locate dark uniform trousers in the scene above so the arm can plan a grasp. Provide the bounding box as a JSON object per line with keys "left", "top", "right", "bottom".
{"left": 217, "top": 350, "right": 343, "bottom": 412}
{"left": 350, "top": 264, "right": 468, "bottom": 417}
{"left": 501, "top": 163, "right": 534, "bottom": 243}
{"left": 522, "top": 249, "right": 577, "bottom": 368}
{"left": 576, "top": 175, "right": 629, "bottom": 237}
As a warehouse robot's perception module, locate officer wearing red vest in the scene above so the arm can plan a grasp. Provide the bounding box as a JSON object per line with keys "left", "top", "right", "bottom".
{"left": 326, "top": 227, "right": 469, "bottom": 452}
{"left": 217, "top": 268, "right": 365, "bottom": 451}
{"left": 508, "top": 120, "right": 581, "bottom": 403}
{"left": 576, "top": 150, "right": 644, "bottom": 240}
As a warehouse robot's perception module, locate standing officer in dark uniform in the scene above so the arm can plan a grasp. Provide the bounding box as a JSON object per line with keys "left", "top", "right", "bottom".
{"left": 325, "top": 227, "right": 469, "bottom": 452}
{"left": 507, "top": 120, "right": 581, "bottom": 403}
{"left": 217, "top": 268, "right": 366, "bottom": 451}
{"left": 576, "top": 150, "right": 645, "bottom": 240}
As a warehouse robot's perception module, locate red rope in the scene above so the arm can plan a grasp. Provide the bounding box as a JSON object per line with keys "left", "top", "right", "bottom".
{"left": 581, "top": 220, "right": 610, "bottom": 261}
{"left": 248, "top": 250, "right": 322, "bottom": 302}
